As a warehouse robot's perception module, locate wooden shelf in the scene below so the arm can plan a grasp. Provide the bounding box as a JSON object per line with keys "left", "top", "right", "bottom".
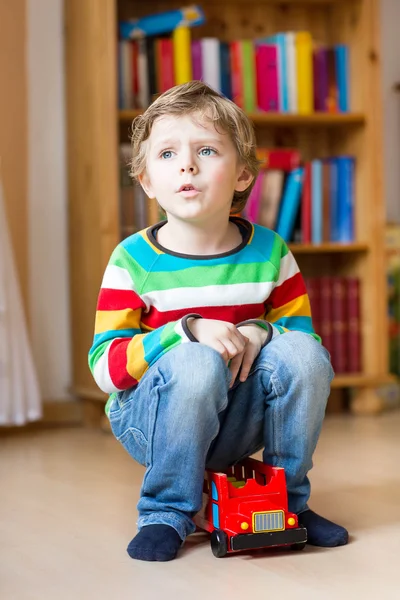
{"left": 332, "top": 374, "right": 397, "bottom": 389}
{"left": 289, "top": 242, "right": 370, "bottom": 254}
{"left": 119, "top": 110, "right": 366, "bottom": 127}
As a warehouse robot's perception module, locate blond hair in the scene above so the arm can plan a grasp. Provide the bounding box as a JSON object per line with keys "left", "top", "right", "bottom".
{"left": 130, "top": 81, "right": 260, "bottom": 214}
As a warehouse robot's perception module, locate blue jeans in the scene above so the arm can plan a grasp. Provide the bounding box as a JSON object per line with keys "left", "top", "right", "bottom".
{"left": 108, "top": 331, "right": 334, "bottom": 541}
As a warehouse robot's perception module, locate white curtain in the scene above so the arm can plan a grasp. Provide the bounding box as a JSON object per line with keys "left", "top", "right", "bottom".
{"left": 0, "top": 179, "right": 42, "bottom": 425}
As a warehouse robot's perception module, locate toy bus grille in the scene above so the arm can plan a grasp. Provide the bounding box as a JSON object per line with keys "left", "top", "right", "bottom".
{"left": 254, "top": 511, "right": 284, "bottom": 532}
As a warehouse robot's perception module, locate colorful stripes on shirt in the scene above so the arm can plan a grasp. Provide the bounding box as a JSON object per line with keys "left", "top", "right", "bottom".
{"left": 88, "top": 217, "right": 320, "bottom": 394}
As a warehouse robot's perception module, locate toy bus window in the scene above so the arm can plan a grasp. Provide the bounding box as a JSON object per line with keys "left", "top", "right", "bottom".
{"left": 255, "top": 472, "right": 267, "bottom": 486}
{"left": 212, "top": 502, "right": 220, "bottom": 528}
{"left": 211, "top": 482, "right": 218, "bottom": 501}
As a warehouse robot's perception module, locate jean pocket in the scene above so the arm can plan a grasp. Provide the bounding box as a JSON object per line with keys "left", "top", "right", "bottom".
{"left": 116, "top": 427, "right": 147, "bottom": 466}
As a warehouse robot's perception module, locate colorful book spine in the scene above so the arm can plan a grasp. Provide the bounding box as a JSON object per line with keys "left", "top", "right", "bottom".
{"left": 320, "top": 276, "right": 334, "bottom": 359}
{"left": 158, "top": 38, "right": 175, "bottom": 93}
{"left": 219, "top": 42, "right": 232, "bottom": 99}
{"left": 331, "top": 276, "right": 348, "bottom": 373}
{"left": 201, "top": 38, "right": 221, "bottom": 92}
{"left": 335, "top": 44, "right": 349, "bottom": 112}
{"left": 285, "top": 32, "right": 298, "bottom": 113}
{"left": 191, "top": 39, "right": 203, "bottom": 81}
{"left": 244, "top": 172, "right": 263, "bottom": 223}
{"left": 256, "top": 148, "right": 301, "bottom": 171}
{"left": 329, "top": 158, "right": 339, "bottom": 242}
{"left": 301, "top": 162, "right": 312, "bottom": 243}
{"left": 296, "top": 32, "right": 314, "bottom": 114}
{"left": 242, "top": 40, "right": 256, "bottom": 113}
{"left": 275, "top": 167, "right": 304, "bottom": 241}
{"left": 173, "top": 26, "right": 192, "bottom": 84}
{"left": 336, "top": 156, "right": 355, "bottom": 242}
{"left": 255, "top": 44, "right": 279, "bottom": 112}
{"left": 311, "top": 160, "right": 323, "bottom": 244}
{"left": 119, "top": 6, "right": 205, "bottom": 39}
{"left": 326, "top": 48, "right": 338, "bottom": 112}
{"left": 313, "top": 48, "right": 329, "bottom": 112}
{"left": 265, "top": 34, "right": 288, "bottom": 112}
{"left": 347, "top": 277, "right": 361, "bottom": 372}
{"left": 230, "top": 41, "right": 244, "bottom": 109}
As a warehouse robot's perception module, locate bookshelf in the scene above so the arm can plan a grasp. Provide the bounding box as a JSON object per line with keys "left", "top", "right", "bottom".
{"left": 65, "top": 0, "right": 392, "bottom": 421}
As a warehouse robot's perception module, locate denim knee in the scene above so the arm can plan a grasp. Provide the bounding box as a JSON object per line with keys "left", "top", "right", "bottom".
{"left": 267, "top": 331, "right": 334, "bottom": 392}
{"left": 157, "top": 343, "right": 231, "bottom": 410}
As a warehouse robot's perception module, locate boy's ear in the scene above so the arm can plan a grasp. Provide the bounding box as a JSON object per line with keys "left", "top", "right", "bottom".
{"left": 138, "top": 171, "right": 156, "bottom": 199}
{"left": 235, "top": 166, "right": 254, "bottom": 193}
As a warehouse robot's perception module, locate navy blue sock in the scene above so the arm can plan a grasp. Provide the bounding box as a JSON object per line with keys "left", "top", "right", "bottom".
{"left": 298, "top": 509, "right": 349, "bottom": 547}
{"left": 127, "top": 524, "right": 183, "bottom": 562}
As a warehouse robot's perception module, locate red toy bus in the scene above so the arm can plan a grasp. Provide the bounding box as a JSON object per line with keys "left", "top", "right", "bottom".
{"left": 194, "top": 457, "right": 307, "bottom": 557}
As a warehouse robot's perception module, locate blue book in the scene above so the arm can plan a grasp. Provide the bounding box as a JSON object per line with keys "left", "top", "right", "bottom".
{"left": 336, "top": 156, "right": 355, "bottom": 242}
{"left": 335, "top": 45, "right": 349, "bottom": 112}
{"left": 329, "top": 158, "right": 339, "bottom": 242}
{"left": 311, "top": 160, "right": 323, "bottom": 243}
{"left": 219, "top": 42, "right": 232, "bottom": 100}
{"left": 275, "top": 168, "right": 304, "bottom": 241}
{"left": 119, "top": 6, "right": 205, "bottom": 39}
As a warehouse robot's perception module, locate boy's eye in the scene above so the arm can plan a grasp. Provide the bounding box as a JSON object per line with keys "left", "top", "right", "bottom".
{"left": 160, "top": 150, "right": 174, "bottom": 159}
{"left": 199, "top": 147, "right": 216, "bottom": 157}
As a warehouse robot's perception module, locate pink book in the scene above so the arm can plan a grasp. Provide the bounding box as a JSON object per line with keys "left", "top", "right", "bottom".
{"left": 244, "top": 172, "right": 263, "bottom": 223}
{"left": 256, "top": 44, "right": 279, "bottom": 112}
{"left": 159, "top": 38, "right": 175, "bottom": 93}
{"left": 191, "top": 39, "right": 203, "bottom": 81}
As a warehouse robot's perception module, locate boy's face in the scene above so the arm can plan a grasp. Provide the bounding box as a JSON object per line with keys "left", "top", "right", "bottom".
{"left": 139, "top": 113, "right": 252, "bottom": 225}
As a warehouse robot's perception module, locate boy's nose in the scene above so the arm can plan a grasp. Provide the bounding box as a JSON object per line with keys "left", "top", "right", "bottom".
{"left": 180, "top": 165, "right": 197, "bottom": 173}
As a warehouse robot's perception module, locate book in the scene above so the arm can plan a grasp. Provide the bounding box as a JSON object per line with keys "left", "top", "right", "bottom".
{"left": 256, "top": 148, "right": 301, "bottom": 171}
{"left": 201, "top": 38, "right": 221, "bottom": 92}
{"left": 191, "top": 39, "right": 203, "bottom": 81}
{"left": 275, "top": 167, "right": 304, "bottom": 241}
{"left": 242, "top": 40, "right": 256, "bottom": 113}
{"left": 158, "top": 38, "right": 175, "bottom": 93}
{"left": 301, "top": 162, "right": 312, "bottom": 243}
{"left": 296, "top": 32, "right": 314, "bottom": 114}
{"left": 346, "top": 277, "right": 361, "bottom": 372}
{"left": 219, "top": 42, "right": 232, "bottom": 99}
{"left": 331, "top": 276, "right": 348, "bottom": 373}
{"left": 326, "top": 48, "right": 338, "bottom": 112}
{"left": 258, "top": 170, "right": 285, "bottom": 230}
{"left": 336, "top": 156, "right": 355, "bottom": 242}
{"left": 319, "top": 276, "right": 334, "bottom": 360}
{"left": 119, "top": 6, "right": 205, "bottom": 39}
{"left": 230, "top": 41, "right": 244, "bottom": 109}
{"left": 335, "top": 44, "right": 349, "bottom": 112}
{"left": 313, "top": 48, "right": 328, "bottom": 112}
{"left": 173, "top": 26, "right": 192, "bottom": 84}
{"left": 255, "top": 44, "right": 279, "bottom": 112}
{"left": 285, "top": 32, "right": 298, "bottom": 113}
{"left": 311, "top": 160, "right": 323, "bottom": 244}
{"left": 244, "top": 172, "right": 263, "bottom": 223}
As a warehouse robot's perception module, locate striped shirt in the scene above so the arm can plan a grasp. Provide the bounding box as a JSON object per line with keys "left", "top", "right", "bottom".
{"left": 88, "top": 217, "right": 319, "bottom": 397}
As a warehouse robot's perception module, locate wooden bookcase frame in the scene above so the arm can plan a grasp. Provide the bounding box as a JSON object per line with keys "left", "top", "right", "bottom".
{"left": 65, "top": 0, "right": 393, "bottom": 421}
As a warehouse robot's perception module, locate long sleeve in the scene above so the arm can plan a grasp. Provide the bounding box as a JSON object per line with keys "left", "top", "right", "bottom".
{"left": 88, "top": 244, "right": 195, "bottom": 394}
{"left": 263, "top": 241, "right": 320, "bottom": 342}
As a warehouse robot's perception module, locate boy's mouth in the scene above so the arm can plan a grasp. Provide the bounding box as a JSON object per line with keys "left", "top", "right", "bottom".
{"left": 178, "top": 184, "right": 198, "bottom": 192}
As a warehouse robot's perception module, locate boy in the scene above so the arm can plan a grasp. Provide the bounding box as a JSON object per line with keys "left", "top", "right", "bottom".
{"left": 89, "top": 81, "right": 348, "bottom": 562}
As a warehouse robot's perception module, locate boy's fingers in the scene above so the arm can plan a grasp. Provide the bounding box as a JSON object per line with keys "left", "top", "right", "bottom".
{"left": 228, "top": 352, "right": 244, "bottom": 388}
{"left": 239, "top": 348, "right": 257, "bottom": 382}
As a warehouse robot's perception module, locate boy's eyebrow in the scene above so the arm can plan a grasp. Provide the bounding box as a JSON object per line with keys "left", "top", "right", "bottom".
{"left": 152, "top": 136, "right": 226, "bottom": 150}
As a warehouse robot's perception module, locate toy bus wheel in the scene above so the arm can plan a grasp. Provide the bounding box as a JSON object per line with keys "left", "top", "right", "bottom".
{"left": 291, "top": 542, "right": 306, "bottom": 551}
{"left": 210, "top": 530, "right": 228, "bottom": 558}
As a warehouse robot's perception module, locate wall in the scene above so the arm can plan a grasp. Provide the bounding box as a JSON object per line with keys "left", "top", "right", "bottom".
{"left": 381, "top": 0, "right": 400, "bottom": 224}
{"left": 27, "top": 0, "right": 71, "bottom": 400}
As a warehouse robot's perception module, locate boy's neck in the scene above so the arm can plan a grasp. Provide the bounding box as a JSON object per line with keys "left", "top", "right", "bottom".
{"left": 156, "top": 218, "right": 242, "bottom": 256}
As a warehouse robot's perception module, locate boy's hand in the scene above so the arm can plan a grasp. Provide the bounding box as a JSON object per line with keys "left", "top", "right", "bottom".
{"left": 229, "top": 325, "right": 270, "bottom": 387}
{"left": 187, "top": 318, "right": 248, "bottom": 366}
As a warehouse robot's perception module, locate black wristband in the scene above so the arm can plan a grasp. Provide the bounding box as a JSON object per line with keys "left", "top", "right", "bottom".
{"left": 181, "top": 314, "right": 203, "bottom": 342}
{"left": 236, "top": 319, "right": 273, "bottom": 347}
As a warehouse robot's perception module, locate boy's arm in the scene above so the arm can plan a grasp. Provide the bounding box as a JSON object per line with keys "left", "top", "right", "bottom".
{"left": 88, "top": 246, "right": 200, "bottom": 394}
{"left": 238, "top": 240, "right": 320, "bottom": 342}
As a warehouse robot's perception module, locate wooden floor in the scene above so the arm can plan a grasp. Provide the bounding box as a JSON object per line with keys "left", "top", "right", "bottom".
{"left": 1, "top": 411, "right": 400, "bottom": 599}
